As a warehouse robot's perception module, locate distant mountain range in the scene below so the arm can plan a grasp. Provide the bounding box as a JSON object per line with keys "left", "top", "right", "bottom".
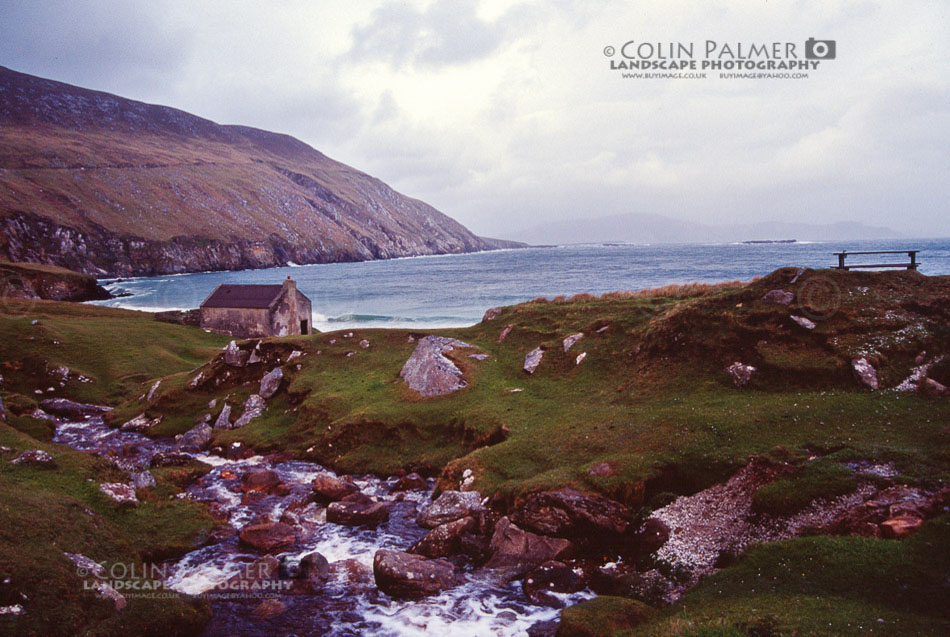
{"left": 0, "top": 66, "right": 521, "bottom": 276}
{"left": 511, "top": 212, "right": 900, "bottom": 246}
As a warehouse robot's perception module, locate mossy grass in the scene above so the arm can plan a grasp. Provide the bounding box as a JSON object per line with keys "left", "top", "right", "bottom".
{"left": 751, "top": 458, "right": 859, "bottom": 516}
{"left": 0, "top": 422, "right": 213, "bottom": 635}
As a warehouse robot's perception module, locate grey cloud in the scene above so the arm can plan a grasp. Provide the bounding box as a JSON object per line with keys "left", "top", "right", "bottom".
{"left": 349, "top": 0, "right": 508, "bottom": 68}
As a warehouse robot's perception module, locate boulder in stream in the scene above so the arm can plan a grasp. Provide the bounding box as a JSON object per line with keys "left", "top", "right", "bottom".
{"left": 373, "top": 549, "right": 457, "bottom": 599}
{"left": 416, "top": 490, "right": 485, "bottom": 528}
{"left": 239, "top": 522, "right": 297, "bottom": 553}
{"left": 311, "top": 473, "right": 359, "bottom": 502}
{"left": 326, "top": 494, "right": 390, "bottom": 528}
{"left": 38, "top": 398, "right": 111, "bottom": 419}
{"left": 178, "top": 422, "right": 213, "bottom": 452}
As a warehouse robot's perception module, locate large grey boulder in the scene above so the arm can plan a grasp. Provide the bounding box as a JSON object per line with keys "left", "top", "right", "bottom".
{"left": 259, "top": 367, "right": 283, "bottom": 399}
{"left": 416, "top": 490, "right": 485, "bottom": 528}
{"left": 400, "top": 336, "right": 475, "bottom": 397}
{"left": 233, "top": 394, "right": 265, "bottom": 429}
{"left": 373, "top": 549, "right": 457, "bottom": 598}
{"left": 178, "top": 422, "right": 213, "bottom": 452}
{"left": 410, "top": 516, "right": 476, "bottom": 558}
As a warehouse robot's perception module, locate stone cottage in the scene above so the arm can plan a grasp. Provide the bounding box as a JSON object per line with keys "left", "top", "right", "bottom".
{"left": 199, "top": 277, "right": 312, "bottom": 338}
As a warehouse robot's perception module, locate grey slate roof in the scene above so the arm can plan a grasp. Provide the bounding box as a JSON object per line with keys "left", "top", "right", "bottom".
{"left": 200, "top": 284, "right": 284, "bottom": 309}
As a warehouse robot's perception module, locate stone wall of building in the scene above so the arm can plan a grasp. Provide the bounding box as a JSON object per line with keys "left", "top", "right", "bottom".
{"left": 200, "top": 307, "right": 272, "bottom": 338}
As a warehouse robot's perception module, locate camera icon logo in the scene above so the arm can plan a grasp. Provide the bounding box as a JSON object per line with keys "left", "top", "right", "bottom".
{"left": 805, "top": 38, "right": 836, "bottom": 60}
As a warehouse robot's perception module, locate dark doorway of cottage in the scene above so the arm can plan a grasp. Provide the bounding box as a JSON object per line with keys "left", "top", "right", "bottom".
{"left": 301, "top": 319, "right": 308, "bottom": 335}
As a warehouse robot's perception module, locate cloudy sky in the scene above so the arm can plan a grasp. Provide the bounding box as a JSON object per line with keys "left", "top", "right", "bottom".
{"left": 1, "top": 0, "right": 947, "bottom": 239}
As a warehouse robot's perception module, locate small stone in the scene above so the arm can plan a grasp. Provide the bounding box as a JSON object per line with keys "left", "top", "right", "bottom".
{"left": 359, "top": 339, "right": 370, "bottom": 349}
{"left": 145, "top": 379, "right": 162, "bottom": 402}
{"left": 852, "top": 357, "right": 879, "bottom": 390}
{"left": 213, "top": 403, "right": 233, "bottom": 430}
{"left": 575, "top": 352, "right": 587, "bottom": 365}
{"left": 99, "top": 483, "right": 138, "bottom": 506}
{"left": 11, "top": 449, "right": 56, "bottom": 468}
{"left": 762, "top": 289, "right": 794, "bottom": 305}
{"left": 524, "top": 347, "right": 544, "bottom": 374}
{"left": 132, "top": 471, "right": 157, "bottom": 491}
{"left": 790, "top": 315, "right": 816, "bottom": 330}
{"left": 233, "top": 394, "right": 265, "bottom": 429}
{"left": 562, "top": 333, "right": 584, "bottom": 352}
{"left": 726, "top": 362, "right": 756, "bottom": 388}
{"left": 498, "top": 324, "right": 514, "bottom": 343}
{"left": 880, "top": 515, "right": 924, "bottom": 539}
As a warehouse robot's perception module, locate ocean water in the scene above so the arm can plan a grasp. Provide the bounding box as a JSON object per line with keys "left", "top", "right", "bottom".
{"left": 92, "top": 238, "right": 950, "bottom": 332}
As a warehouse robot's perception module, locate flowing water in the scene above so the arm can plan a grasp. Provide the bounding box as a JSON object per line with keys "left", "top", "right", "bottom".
{"left": 51, "top": 417, "right": 590, "bottom": 636}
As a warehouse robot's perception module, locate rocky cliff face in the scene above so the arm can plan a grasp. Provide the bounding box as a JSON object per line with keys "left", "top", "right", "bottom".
{"left": 0, "top": 261, "right": 110, "bottom": 301}
{"left": 0, "top": 66, "right": 507, "bottom": 276}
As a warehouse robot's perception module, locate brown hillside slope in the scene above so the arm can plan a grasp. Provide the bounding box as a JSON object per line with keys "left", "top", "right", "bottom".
{"left": 0, "top": 66, "right": 494, "bottom": 276}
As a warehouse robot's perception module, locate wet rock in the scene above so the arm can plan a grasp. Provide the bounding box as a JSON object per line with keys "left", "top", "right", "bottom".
{"left": 326, "top": 494, "right": 390, "bottom": 528}
{"left": 416, "top": 490, "right": 485, "bottom": 528}
{"left": 224, "top": 340, "right": 247, "bottom": 367}
{"left": 213, "top": 403, "right": 232, "bottom": 430}
{"left": 252, "top": 598, "right": 287, "bottom": 619}
{"left": 239, "top": 522, "right": 297, "bottom": 553}
{"left": 410, "top": 516, "right": 476, "bottom": 558}
{"left": 390, "top": 472, "right": 427, "bottom": 492}
{"left": 634, "top": 518, "right": 671, "bottom": 555}
{"left": 178, "top": 422, "right": 213, "bottom": 452}
{"left": 522, "top": 560, "right": 584, "bottom": 607}
{"left": 562, "top": 333, "right": 584, "bottom": 352}
{"left": 526, "top": 619, "right": 559, "bottom": 637}
{"left": 498, "top": 324, "right": 514, "bottom": 343}
{"left": 11, "top": 449, "right": 56, "bottom": 468}
{"left": 298, "top": 551, "right": 331, "bottom": 592}
{"left": 400, "top": 335, "right": 475, "bottom": 397}
{"left": 373, "top": 549, "right": 457, "bottom": 599}
{"left": 208, "top": 524, "right": 238, "bottom": 543}
{"left": 311, "top": 473, "right": 359, "bottom": 502}
{"left": 241, "top": 470, "right": 282, "bottom": 494}
{"left": 484, "top": 517, "right": 573, "bottom": 580}
{"left": 119, "top": 413, "right": 161, "bottom": 433}
{"left": 852, "top": 357, "right": 879, "bottom": 390}
{"left": 38, "top": 398, "right": 111, "bottom": 419}
{"left": 328, "top": 558, "right": 373, "bottom": 589}
{"left": 131, "top": 471, "right": 156, "bottom": 491}
{"left": 762, "top": 289, "right": 794, "bottom": 305}
{"left": 150, "top": 451, "right": 194, "bottom": 467}
{"left": 523, "top": 347, "right": 544, "bottom": 374}
{"left": 513, "top": 488, "right": 630, "bottom": 539}
{"left": 233, "top": 394, "right": 265, "bottom": 429}
{"left": 99, "top": 483, "right": 138, "bottom": 507}
{"left": 790, "top": 315, "right": 816, "bottom": 330}
{"left": 259, "top": 367, "right": 283, "bottom": 399}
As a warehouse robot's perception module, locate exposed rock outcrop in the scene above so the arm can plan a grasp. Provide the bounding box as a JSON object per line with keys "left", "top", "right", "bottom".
{"left": 259, "top": 367, "right": 283, "bottom": 399}
{"left": 513, "top": 488, "right": 631, "bottom": 539}
{"left": 852, "top": 357, "right": 879, "bottom": 390}
{"left": 483, "top": 517, "right": 573, "bottom": 579}
{"left": 99, "top": 483, "right": 138, "bottom": 506}
{"left": 178, "top": 422, "right": 213, "bottom": 452}
{"left": 524, "top": 347, "right": 545, "bottom": 374}
{"left": 400, "top": 336, "right": 475, "bottom": 397}
{"left": 38, "top": 398, "right": 111, "bottom": 419}
{"left": 233, "top": 394, "right": 265, "bottom": 429}
{"left": 726, "top": 362, "right": 756, "bottom": 387}
{"left": 11, "top": 449, "right": 56, "bottom": 468}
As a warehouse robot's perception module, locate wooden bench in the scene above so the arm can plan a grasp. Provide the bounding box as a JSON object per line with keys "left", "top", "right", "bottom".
{"left": 833, "top": 250, "right": 919, "bottom": 271}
